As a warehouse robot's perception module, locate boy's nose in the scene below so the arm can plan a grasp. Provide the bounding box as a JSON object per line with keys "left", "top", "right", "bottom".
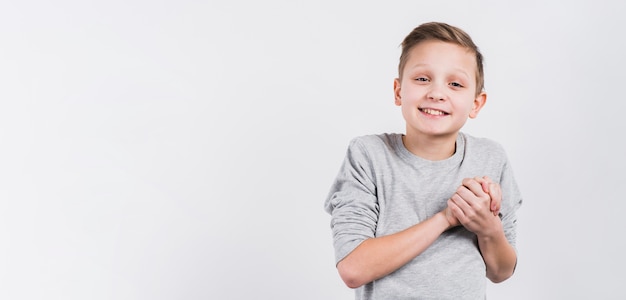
{"left": 427, "top": 85, "right": 446, "bottom": 101}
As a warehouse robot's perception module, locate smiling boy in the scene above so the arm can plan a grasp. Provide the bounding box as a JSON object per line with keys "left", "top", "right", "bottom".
{"left": 325, "top": 22, "right": 522, "bottom": 299}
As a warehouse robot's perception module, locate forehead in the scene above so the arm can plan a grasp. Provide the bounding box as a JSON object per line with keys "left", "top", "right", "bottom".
{"left": 404, "top": 40, "right": 477, "bottom": 77}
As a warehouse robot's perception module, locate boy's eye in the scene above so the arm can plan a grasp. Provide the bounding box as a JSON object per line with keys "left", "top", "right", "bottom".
{"left": 415, "top": 77, "right": 429, "bottom": 82}
{"left": 449, "top": 82, "right": 464, "bottom": 88}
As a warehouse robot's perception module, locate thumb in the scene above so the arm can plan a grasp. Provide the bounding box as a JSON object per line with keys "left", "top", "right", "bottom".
{"left": 481, "top": 180, "right": 490, "bottom": 194}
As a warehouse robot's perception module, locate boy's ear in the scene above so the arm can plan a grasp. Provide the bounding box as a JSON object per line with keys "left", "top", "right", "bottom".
{"left": 469, "top": 91, "right": 487, "bottom": 119}
{"left": 393, "top": 78, "right": 402, "bottom": 106}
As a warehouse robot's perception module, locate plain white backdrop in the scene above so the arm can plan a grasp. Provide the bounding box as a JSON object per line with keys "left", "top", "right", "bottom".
{"left": 1, "top": 0, "right": 625, "bottom": 299}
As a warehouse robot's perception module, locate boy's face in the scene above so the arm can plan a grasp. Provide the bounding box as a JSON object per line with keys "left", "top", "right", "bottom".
{"left": 394, "top": 40, "right": 486, "bottom": 140}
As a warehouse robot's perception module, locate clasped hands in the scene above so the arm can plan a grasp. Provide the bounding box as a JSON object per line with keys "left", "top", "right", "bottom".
{"left": 444, "top": 176, "right": 502, "bottom": 237}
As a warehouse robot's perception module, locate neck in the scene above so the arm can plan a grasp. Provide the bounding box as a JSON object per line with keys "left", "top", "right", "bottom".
{"left": 402, "top": 131, "right": 458, "bottom": 161}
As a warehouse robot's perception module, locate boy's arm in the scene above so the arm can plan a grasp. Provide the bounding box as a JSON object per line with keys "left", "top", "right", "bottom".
{"left": 327, "top": 138, "right": 458, "bottom": 288}
{"left": 336, "top": 210, "right": 455, "bottom": 288}
{"left": 476, "top": 222, "right": 517, "bottom": 282}
{"left": 448, "top": 178, "right": 517, "bottom": 282}
{"left": 335, "top": 177, "right": 504, "bottom": 288}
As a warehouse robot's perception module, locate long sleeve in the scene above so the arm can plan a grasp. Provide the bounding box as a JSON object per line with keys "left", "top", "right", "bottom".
{"left": 324, "top": 139, "right": 380, "bottom": 264}
{"left": 499, "top": 158, "right": 523, "bottom": 249}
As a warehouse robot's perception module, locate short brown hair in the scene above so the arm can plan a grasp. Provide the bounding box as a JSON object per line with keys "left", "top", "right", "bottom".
{"left": 398, "top": 22, "right": 484, "bottom": 95}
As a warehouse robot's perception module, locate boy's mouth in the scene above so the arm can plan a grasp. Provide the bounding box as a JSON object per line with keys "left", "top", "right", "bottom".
{"left": 419, "top": 108, "right": 449, "bottom": 116}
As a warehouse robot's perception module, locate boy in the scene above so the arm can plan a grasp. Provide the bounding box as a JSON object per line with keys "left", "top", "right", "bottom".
{"left": 324, "top": 22, "right": 522, "bottom": 299}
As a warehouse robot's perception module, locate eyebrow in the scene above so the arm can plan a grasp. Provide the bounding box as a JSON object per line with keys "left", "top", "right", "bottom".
{"left": 408, "top": 63, "right": 471, "bottom": 79}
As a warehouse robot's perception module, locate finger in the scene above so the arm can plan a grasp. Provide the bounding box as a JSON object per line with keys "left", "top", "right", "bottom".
{"left": 450, "top": 193, "right": 472, "bottom": 215}
{"left": 455, "top": 185, "right": 475, "bottom": 204}
{"left": 461, "top": 178, "right": 487, "bottom": 198}
{"left": 447, "top": 199, "right": 461, "bottom": 216}
{"left": 473, "top": 176, "right": 498, "bottom": 214}
{"left": 456, "top": 184, "right": 486, "bottom": 209}
{"left": 489, "top": 183, "right": 497, "bottom": 211}
{"left": 474, "top": 176, "right": 489, "bottom": 194}
{"left": 479, "top": 178, "right": 490, "bottom": 194}
{"left": 492, "top": 183, "right": 502, "bottom": 216}
{"left": 485, "top": 182, "right": 502, "bottom": 216}
{"left": 448, "top": 196, "right": 468, "bottom": 223}
{"left": 479, "top": 176, "right": 493, "bottom": 194}
{"left": 490, "top": 183, "right": 498, "bottom": 216}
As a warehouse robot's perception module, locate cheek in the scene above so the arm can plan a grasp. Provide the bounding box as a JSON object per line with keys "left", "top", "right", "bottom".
{"left": 400, "top": 98, "right": 419, "bottom": 112}
{"left": 399, "top": 101, "right": 415, "bottom": 119}
{"left": 400, "top": 87, "right": 421, "bottom": 103}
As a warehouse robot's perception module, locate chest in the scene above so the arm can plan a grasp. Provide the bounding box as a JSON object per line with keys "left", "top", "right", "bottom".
{"left": 372, "top": 161, "right": 497, "bottom": 236}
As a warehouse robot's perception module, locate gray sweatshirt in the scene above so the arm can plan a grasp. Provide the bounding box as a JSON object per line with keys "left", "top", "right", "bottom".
{"left": 325, "top": 132, "right": 522, "bottom": 300}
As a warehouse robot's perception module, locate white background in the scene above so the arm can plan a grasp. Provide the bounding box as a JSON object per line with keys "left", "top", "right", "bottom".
{"left": 1, "top": 0, "right": 625, "bottom": 299}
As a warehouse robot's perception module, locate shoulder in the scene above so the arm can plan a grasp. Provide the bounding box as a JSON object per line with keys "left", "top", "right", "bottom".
{"left": 344, "top": 133, "right": 402, "bottom": 164}
{"left": 348, "top": 133, "right": 401, "bottom": 152}
{"left": 460, "top": 132, "right": 508, "bottom": 163}
{"left": 461, "top": 132, "right": 506, "bottom": 154}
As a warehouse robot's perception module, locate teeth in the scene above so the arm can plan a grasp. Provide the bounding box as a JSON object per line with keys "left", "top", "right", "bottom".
{"left": 422, "top": 108, "right": 445, "bottom": 116}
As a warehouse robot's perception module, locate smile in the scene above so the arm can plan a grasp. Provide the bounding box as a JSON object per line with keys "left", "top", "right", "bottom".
{"left": 419, "top": 108, "right": 449, "bottom": 116}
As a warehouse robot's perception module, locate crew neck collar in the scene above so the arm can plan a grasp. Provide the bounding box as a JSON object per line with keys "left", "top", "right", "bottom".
{"left": 393, "top": 133, "right": 465, "bottom": 169}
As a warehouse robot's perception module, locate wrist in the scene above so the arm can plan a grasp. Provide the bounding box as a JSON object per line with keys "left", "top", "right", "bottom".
{"left": 434, "top": 210, "right": 456, "bottom": 230}
{"left": 476, "top": 220, "right": 505, "bottom": 242}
